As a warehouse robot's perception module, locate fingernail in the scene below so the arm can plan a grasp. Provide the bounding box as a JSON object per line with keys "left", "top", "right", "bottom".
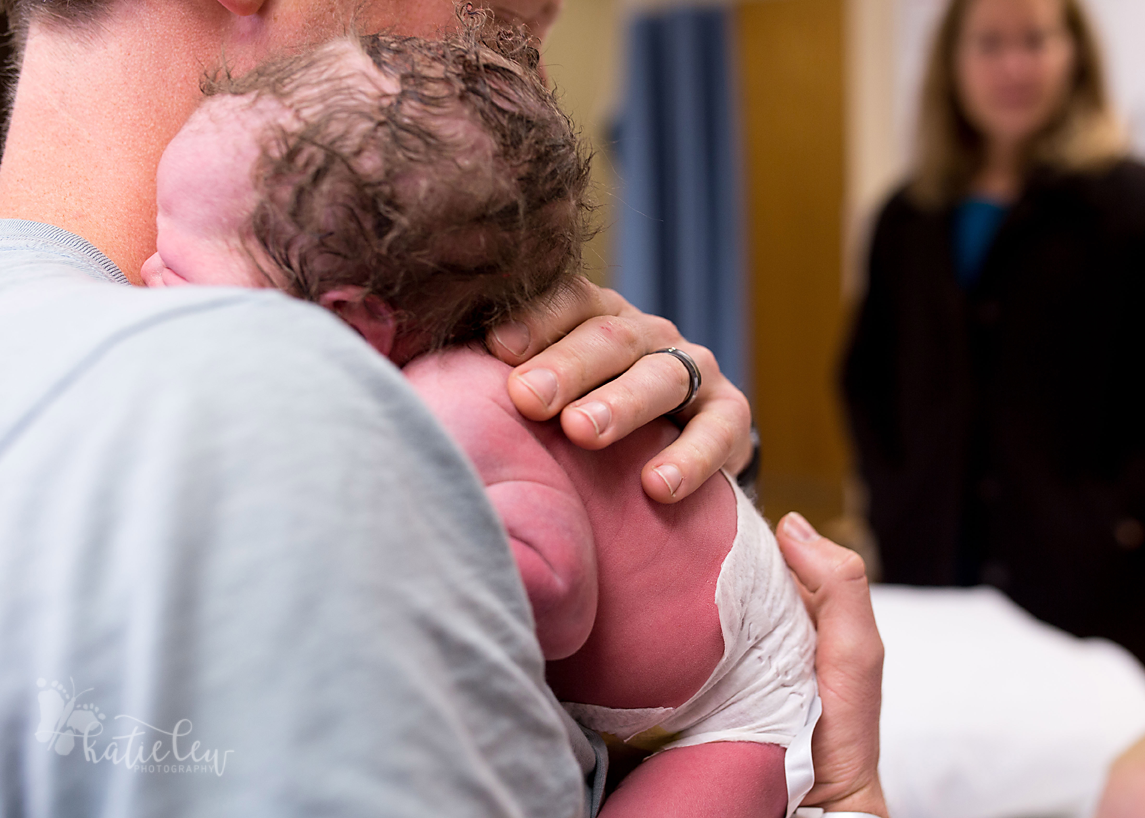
{"left": 492, "top": 321, "right": 531, "bottom": 357}
{"left": 516, "top": 368, "right": 559, "bottom": 409}
{"left": 572, "top": 401, "right": 611, "bottom": 437}
{"left": 783, "top": 512, "right": 818, "bottom": 543}
{"left": 653, "top": 464, "right": 683, "bottom": 497}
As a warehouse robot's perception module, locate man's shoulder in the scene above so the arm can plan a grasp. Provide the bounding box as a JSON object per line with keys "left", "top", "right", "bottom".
{"left": 0, "top": 269, "right": 525, "bottom": 628}
{"left": 0, "top": 282, "right": 591, "bottom": 818}
{"left": 105, "top": 283, "right": 400, "bottom": 386}
{"left": 0, "top": 278, "right": 420, "bottom": 445}
{"left": 120, "top": 287, "right": 410, "bottom": 411}
{"left": 0, "top": 231, "right": 588, "bottom": 818}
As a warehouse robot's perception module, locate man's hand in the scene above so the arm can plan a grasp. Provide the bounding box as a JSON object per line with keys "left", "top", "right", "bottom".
{"left": 1095, "top": 734, "right": 1145, "bottom": 818}
{"left": 487, "top": 278, "right": 753, "bottom": 503}
{"left": 776, "top": 513, "right": 889, "bottom": 818}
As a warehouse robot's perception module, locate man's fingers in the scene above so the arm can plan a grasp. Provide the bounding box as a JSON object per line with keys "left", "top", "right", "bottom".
{"left": 491, "top": 279, "right": 754, "bottom": 502}
{"left": 557, "top": 350, "right": 696, "bottom": 449}
{"left": 637, "top": 392, "right": 749, "bottom": 502}
{"left": 775, "top": 513, "right": 888, "bottom": 817}
{"left": 1096, "top": 735, "right": 1145, "bottom": 818}
{"left": 775, "top": 512, "right": 884, "bottom": 673}
{"left": 777, "top": 513, "right": 872, "bottom": 597}
{"left": 554, "top": 340, "right": 729, "bottom": 444}
{"left": 505, "top": 310, "right": 656, "bottom": 422}
{"left": 786, "top": 569, "right": 816, "bottom": 627}
{"left": 488, "top": 277, "right": 624, "bottom": 367}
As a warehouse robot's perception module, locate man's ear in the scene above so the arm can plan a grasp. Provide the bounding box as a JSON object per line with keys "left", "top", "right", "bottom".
{"left": 318, "top": 287, "right": 398, "bottom": 358}
{"left": 216, "top": 0, "right": 264, "bottom": 16}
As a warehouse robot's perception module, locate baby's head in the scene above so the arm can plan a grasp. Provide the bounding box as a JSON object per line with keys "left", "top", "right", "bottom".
{"left": 143, "top": 17, "right": 591, "bottom": 363}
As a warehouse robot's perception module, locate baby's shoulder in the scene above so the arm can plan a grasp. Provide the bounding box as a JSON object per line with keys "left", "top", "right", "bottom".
{"left": 402, "top": 345, "right": 520, "bottom": 426}
{"left": 403, "top": 344, "right": 515, "bottom": 409}
{"left": 403, "top": 345, "right": 570, "bottom": 489}
{"left": 403, "top": 343, "right": 535, "bottom": 447}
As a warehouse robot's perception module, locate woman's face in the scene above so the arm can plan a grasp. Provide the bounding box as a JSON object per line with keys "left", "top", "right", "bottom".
{"left": 955, "top": 0, "right": 1077, "bottom": 152}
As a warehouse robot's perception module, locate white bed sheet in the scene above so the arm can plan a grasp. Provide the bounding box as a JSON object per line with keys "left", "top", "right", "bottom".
{"left": 873, "top": 585, "right": 1145, "bottom": 818}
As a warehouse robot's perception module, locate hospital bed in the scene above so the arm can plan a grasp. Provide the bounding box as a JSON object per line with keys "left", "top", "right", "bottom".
{"left": 873, "top": 585, "right": 1145, "bottom": 818}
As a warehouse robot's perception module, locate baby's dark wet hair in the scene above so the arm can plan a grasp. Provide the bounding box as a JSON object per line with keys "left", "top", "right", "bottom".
{"left": 202, "top": 10, "right": 593, "bottom": 357}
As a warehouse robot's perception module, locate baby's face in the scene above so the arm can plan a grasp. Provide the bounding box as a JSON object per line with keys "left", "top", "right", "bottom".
{"left": 141, "top": 97, "right": 271, "bottom": 290}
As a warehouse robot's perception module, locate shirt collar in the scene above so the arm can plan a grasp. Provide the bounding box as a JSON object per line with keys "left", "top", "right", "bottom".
{"left": 0, "top": 219, "right": 130, "bottom": 286}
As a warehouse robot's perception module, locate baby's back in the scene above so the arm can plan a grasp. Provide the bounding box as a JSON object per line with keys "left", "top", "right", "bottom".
{"left": 404, "top": 345, "right": 733, "bottom": 710}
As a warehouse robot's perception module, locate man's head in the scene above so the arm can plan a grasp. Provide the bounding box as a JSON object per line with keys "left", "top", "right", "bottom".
{"left": 144, "top": 17, "right": 591, "bottom": 363}
{"left": 0, "top": 1, "right": 565, "bottom": 281}
{"left": 1, "top": 1, "right": 564, "bottom": 49}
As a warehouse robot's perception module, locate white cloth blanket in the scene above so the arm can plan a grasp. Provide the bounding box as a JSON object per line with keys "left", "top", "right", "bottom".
{"left": 874, "top": 585, "right": 1145, "bottom": 818}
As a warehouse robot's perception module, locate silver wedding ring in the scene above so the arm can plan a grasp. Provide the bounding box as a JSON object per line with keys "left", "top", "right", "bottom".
{"left": 650, "top": 347, "right": 702, "bottom": 415}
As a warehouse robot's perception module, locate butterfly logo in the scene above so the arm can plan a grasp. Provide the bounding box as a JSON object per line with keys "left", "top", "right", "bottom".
{"left": 34, "top": 678, "right": 106, "bottom": 756}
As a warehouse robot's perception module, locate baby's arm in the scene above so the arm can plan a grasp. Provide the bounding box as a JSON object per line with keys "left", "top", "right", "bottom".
{"left": 404, "top": 348, "right": 597, "bottom": 660}
{"left": 601, "top": 743, "right": 788, "bottom": 818}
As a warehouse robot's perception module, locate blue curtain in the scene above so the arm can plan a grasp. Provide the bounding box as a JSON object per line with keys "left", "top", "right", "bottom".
{"left": 613, "top": 7, "right": 747, "bottom": 391}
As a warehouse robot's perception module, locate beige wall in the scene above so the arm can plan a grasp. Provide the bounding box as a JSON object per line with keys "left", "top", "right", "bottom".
{"left": 844, "top": 0, "right": 902, "bottom": 300}
{"left": 542, "top": 0, "right": 624, "bottom": 285}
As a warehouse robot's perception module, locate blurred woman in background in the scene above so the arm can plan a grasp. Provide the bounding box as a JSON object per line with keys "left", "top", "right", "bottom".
{"left": 843, "top": 0, "right": 1145, "bottom": 659}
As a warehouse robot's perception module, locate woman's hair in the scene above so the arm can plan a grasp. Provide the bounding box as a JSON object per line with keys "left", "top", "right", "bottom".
{"left": 911, "top": 0, "right": 1125, "bottom": 206}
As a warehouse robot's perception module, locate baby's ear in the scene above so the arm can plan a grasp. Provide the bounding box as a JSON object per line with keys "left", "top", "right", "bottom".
{"left": 318, "top": 287, "right": 397, "bottom": 358}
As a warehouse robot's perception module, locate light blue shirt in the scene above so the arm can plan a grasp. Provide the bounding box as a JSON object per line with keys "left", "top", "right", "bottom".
{"left": 0, "top": 220, "right": 588, "bottom": 817}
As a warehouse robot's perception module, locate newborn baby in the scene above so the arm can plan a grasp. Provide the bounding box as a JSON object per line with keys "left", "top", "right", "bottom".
{"left": 143, "top": 22, "right": 817, "bottom": 818}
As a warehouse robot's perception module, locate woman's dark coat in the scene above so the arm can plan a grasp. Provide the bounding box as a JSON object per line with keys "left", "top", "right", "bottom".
{"left": 843, "top": 160, "right": 1145, "bottom": 660}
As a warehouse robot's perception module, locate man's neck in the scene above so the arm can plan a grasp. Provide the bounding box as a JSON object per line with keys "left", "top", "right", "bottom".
{"left": 0, "top": 17, "right": 219, "bottom": 284}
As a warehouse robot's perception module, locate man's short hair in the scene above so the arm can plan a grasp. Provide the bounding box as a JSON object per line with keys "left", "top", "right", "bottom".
{"left": 1, "top": 0, "right": 111, "bottom": 25}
